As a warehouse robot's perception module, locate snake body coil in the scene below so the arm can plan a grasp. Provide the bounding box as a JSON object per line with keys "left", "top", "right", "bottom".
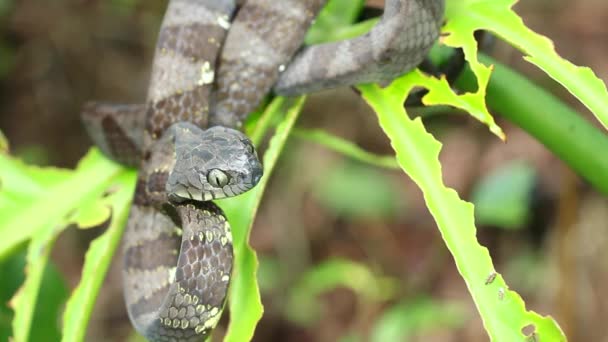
{"left": 81, "top": 0, "right": 444, "bottom": 341}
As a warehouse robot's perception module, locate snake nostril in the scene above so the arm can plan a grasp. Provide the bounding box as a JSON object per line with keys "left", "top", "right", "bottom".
{"left": 252, "top": 168, "right": 263, "bottom": 185}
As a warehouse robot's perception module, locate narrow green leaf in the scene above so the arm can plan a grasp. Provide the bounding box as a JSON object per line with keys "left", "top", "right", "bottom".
{"left": 61, "top": 170, "right": 136, "bottom": 342}
{"left": 221, "top": 97, "right": 305, "bottom": 342}
{"left": 445, "top": 0, "right": 608, "bottom": 130}
{"left": 359, "top": 75, "right": 565, "bottom": 341}
{"left": 1, "top": 251, "right": 67, "bottom": 342}
{"left": 293, "top": 128, "right": 399, "bottom": 170}
{"left": 0, "top": 252, "right": 25, "bottom": 341}
{"left": 29, "top": 262, "right": 67, "bottom": 342}
{"left": 9, "top": 223, "right": 60, "bottom": 342}
{"left": 247, "top": 96, "right": 288, "bottom": 146}
{"left": 305, "top": 0, "right": 365, "bottom": 44}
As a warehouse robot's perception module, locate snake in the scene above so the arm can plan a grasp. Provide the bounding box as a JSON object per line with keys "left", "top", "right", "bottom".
{"left": 80, "top": 0, "right": 444, "bottom": 341}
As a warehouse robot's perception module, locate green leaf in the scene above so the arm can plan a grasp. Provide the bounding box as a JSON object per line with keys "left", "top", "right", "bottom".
{"left": 0, "top": 251, "right": 25, "bottom": 341}
{"left": 29, "top": 262, "right": 68, "bottom": 342}
{"left": 472, "top": 162, "right": 536, "bottom": 229}
{"left": 0, "top": 148, "right": 134, "bottom": 341}
{"left": 9, "top": 223, "right": 61, "bottom": 342}
{"left": 0, "top": 150, "right": 124, "bottom": 261}
{"left": 359, "top": 74, "right": 565, "bottom": 341}
{"left": 293, "top": 129, "right": 399, "bottom": 170}
{"left": 61, "top": 170, "right": 136, "bottom": 342}
{"left": 305, "top": 0, "right": 365, "bottom": 44}
{"left": 445, "top": 0, "right": 608, "bottom": 131}
{"left": 0, "top": 155, "right": 71, "bottom": 209}
{"left": 411, "top": 68, "right": 504, "bottom": 140}
{"left": 431, "top": 2, "right": 503, "bottom": 140}
{"left": 220, "top": 97, "right": 306, "bottom": 342}
{"left": 1, "top": 251, "right": 67, "bottom": 342}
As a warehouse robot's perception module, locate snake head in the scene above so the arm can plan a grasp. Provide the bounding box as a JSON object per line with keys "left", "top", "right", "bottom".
{"left": 166, "top": 122, "right": 263, "bottom": 202}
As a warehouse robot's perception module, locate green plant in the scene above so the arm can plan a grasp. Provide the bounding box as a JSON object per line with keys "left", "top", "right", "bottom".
{"left": 2, "top": 0, "right": 607, "bottom": 340}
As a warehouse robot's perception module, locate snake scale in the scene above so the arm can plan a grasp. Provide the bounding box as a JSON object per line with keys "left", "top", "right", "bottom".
{"left": 81, "top": 1, "right": 444, "bottom": 341}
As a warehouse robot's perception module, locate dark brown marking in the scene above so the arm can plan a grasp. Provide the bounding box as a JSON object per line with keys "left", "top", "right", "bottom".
{"left": 124, "top": 232, "right": 180, "bottom": 271}
{"left": 146, "top": 86, "right": 210, "bottom": 138}
{"left": 157, "top": 24, "right": 226, "bottom": 61}
{"left": 147, "top": 170, "right": 170, "bottom": 194}
{"left": 129, "top": 284, "right": 171, "bottom": 318}
{"left": 101, "top": 116, "right": 141, "bottom": 165}
{"left": 236, "top": 3, "right": 302, "bottom": 55}
{"left": 81, "top": 102, "right": 145, "bottom": 167}
{"left": 133, "top": 178, "right": 152, "bottom": 206}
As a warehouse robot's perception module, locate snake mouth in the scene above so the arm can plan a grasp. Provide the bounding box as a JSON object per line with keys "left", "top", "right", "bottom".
{"left": 169, "top": 173, "right": 261, "bottom": 202}
{"left": 170, "top": 184, "right": 254, "bottom": 202}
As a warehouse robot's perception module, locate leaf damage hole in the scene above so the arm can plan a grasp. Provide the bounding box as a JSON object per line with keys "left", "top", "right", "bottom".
{"left": 521, "top": 324, "right": 537, "bottom": 339}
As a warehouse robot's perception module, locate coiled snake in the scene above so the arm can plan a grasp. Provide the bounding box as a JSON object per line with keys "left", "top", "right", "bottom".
{"left": 81, "top": 0, "right": 444, "bottom": 341}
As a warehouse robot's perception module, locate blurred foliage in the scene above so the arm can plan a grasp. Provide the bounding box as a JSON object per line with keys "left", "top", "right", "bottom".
{"left": 109, "top": 0, "right": 139, "bottom": 14}
{"left": 502, "top": 250, "right": 545, "bottom": 295}
{"left": 256, "top": 256, "right": 282, "bottom": 293}
{"left": 14, "top": 145, "right": 51, "bottom": 166}
{"left": 286, "top": 259, "right": 397, "bottom": 325}
{"left": 312, "top": 161, "right": 403, "bottom": 220}
{"left": 472, "top": 161, "right": 536, "bottom": 229}
{"left": 0, "top": 42, "right": 15, "bottom": 80}
{"left": 0, "top": 130, "right": 7, "bottom": 153}
{"left": 0, "top": 0, "right": 12, "bottom": 16}
{"left": 369, "top": 298, "right": 466, "bottom": 341}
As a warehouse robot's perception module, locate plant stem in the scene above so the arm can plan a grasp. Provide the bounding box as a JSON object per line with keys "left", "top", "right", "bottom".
{"left": 456, "top": 53, "right": 608, "bottom": 195}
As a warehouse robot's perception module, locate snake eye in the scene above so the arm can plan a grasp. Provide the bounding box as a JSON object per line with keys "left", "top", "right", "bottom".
{"left": 207, "top": 169, "right": 229, "bottom": 187}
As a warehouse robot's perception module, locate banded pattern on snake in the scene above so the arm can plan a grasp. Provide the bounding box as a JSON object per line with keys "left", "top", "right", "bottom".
{"left": 81, "top": 1, "right": 444, "bottom": 341}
